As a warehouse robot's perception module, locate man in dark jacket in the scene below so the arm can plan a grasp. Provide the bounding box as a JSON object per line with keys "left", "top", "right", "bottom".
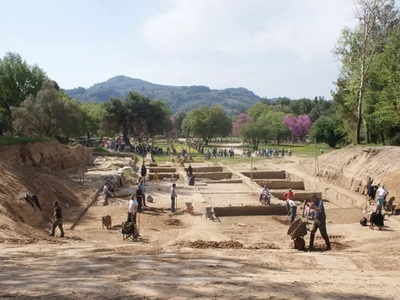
{"left": 141, "top": 162, "right": 147, "bottom": 183}
{"left": 308, "top": 193, "right": 331, "bottom": 251}
{"left": 49, "top": 201, "right": 64, "bottom": 237}
{"left": 136, "top": 183, "right": 144, "bottom": 213}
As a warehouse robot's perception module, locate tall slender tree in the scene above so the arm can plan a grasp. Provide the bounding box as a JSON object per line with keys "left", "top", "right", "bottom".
{"left": 334, "top": 0, "right": 399, "bottom": 144}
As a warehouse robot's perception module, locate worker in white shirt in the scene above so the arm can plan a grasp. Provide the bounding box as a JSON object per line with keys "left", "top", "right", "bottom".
{"left": 287, "top": 199, "right": 297, "bottom": 223}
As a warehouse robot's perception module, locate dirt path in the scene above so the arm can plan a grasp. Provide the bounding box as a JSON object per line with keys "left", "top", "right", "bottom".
{"left": 1, "top": 156, "right": 400, "bottom": 299}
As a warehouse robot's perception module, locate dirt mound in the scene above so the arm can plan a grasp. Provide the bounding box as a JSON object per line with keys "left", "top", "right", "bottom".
{"left": 248, "top": 242, "right": 280, "bottom": 249}
{"left": 0, "top": 161, "right": 95, "bottom": 243}
{"left": 316, "top": 235, "right": 344, "bottom": 241}
{"left": 175, "top": 240, "right": 244, "bottom": 249}
{"left": 163, "top": 219, "right": 183, "bottom": 226}
{"left": 298, "top": 146, "right": 400, "bottom": 207}
{"left": 309, "top": 241, "right": 348, "bottom": 251}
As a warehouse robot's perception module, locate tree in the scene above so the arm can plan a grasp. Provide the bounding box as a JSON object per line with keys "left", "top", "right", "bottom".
{"left": 0, "top": 52, "right": 48, "bottom": 135}
{"left": 11, "top": 81, "right": 83, "bottom": 138}
{"left": 101, "top": 98, "right": 130, "bottom": 145}
{"left": 247, "top": 103, "right": 271, "bottom": 120}
{"left": 310, "top": 116, "right": 346, "bottom": 148}
{"left": 366, "top": 26, "right": 400, "bottom": 144}
{"left": 308, "top": 97, "right": 334, "bottom": 122}
{"left": 232, "top": 112, "right": 251, "bottom": 137}
{"left": 171, "top": 111, "right": 186, "bottom": 139}
{"left": 145, "top": 100, "right": 172, "bottom": 139}
{"left": 283, "top": 114, "right": 312, "bottom": 141}
{"left": 289, "top": 98, "right": 313, "bottom": 116}
{"left": 209, "top": 105, "right": 232, "bottom": 138}
{"left": 265, "top": 111, "right": 291, "bottom": 145}
{"left": 124, "top": 92, "right": 171, "bottom": 141}
{"left": 101, "top": 92, "right": 172, "bottom": 145}
{"left": 272, "top": 97, "right": 293, "bottom": 113}
{"left": 239, "top": 118, "right": 267, "bottom": 149}
{"left": 182, "top": 105, "right": 231, "bottom": 144}
{"left": 80, "top": 102, "right": 106, "bottom": 138}
{"left": 334, "top": 0, "right": 399, "bottom": 144}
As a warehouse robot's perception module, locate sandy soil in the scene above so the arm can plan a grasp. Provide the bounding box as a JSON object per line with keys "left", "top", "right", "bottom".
{"left": 1, "top": 155, "right": 400, "bottom": 300}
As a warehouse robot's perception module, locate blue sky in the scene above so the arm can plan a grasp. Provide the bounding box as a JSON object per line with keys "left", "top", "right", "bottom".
{"left": 0, "top": 0, "right": 357, "bottom": 99}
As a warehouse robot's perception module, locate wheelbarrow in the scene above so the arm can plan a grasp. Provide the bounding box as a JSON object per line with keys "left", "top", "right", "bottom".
{"left": 287, "top": 218, "right": 308, "bottom": 250}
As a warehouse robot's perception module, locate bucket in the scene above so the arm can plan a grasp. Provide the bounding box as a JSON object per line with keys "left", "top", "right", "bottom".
{"left": 205, "top": 206, "right": 215, "bottom": 219}
{"left": 185, "top": 202, "right": 194, "bottom": 214}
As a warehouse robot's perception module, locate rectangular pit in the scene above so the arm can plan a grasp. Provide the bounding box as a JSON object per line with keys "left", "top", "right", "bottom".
{"left": 271, "top": 191, "right": 322, "bottom": 201}
{"left": 149, "top": 167, "right": 177, "bottom": 173}
{"left": 213, "top": 204, "right": 287, "bottom": 217}
{"left": 205, "top": 179, "right": 243, "bottom": 184}
{"left": 186, "top": 166, "right": 224, "bottom": 173}
{"left": 194, "top": 172, "right": 232, "bottom": 180}
{"left": 255, "top": 180, "right": 305, "bottom": 190}
{"left": 148, "top": 173, "right": 179, "bottom": 180}
{"left": 241, "top": 171, "right": 286, "bottom": 180}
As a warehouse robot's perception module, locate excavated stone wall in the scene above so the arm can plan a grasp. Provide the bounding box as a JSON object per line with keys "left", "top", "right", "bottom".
{"left": 241, "top": 171, "right": 286, "bottom": 179}
{"left": 213, "top": 205, "right": 287, "bottom": 217}
{"left": 188, "top": 166, "right": 223, "bottom": 172}
{"left": 255, "top": 180, "right": 304, "bottom": 190}
{"left": 194, "top": 172, "right": 232, "bottom": 180}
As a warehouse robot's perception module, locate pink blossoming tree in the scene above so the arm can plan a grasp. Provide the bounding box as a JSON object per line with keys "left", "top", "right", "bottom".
{"left": 232, "top": 113, "right": 252, "bottom": 137}
{"left": 283, "top": 114, "right": 312, "bottom": 141}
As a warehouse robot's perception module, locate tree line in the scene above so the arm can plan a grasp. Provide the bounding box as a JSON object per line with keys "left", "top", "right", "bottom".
{"left": 0, "top": 52, "right": 365, "bottom": 148}
{"left": 0, "top": 51, "right": 336, "bottom": 148}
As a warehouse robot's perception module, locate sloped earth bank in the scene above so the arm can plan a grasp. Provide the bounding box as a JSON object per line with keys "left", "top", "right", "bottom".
{"left": 297, "top": 146, "right": 400, "bottom": 208}
{"left": 0, "top": 144, "right": 400, "bottom": 299}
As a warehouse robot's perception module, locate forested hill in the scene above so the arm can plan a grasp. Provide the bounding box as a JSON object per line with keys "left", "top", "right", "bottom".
{"left": 64, "top": 75, "right": 261, "bottom": 113}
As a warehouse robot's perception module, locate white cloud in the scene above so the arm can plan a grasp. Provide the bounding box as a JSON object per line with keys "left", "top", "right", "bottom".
{"left": 136, "top": 0, "right": 357, "bottom": 99}
{"left": 0, "top": 0, "right": 359, "bottom": 99}
{"left": 141, "top": 0, "right": 355, "bottom": 60}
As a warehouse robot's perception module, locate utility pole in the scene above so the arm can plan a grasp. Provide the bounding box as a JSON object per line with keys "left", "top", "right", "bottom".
{"left": 82, "top": 141, "right": 85, "bottom": 183}
{"left": 250, "top": 149, "right": 254, "bottom": 184}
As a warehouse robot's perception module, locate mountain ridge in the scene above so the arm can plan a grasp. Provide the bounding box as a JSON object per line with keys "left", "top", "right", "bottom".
{"left": 64, "top": 75, "right": 262, "bottom": 113}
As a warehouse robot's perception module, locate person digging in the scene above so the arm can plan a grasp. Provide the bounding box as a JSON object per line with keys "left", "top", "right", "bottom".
{"left": 49, "top": 201, "right": 64, "bottom": 238}
{"left": 307, "top": 193, "right": 331, "bottom": 251}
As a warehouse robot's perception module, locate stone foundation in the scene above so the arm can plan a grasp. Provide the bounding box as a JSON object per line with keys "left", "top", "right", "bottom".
{"left": 241, "top": 171, "right": 286, "bottom": 179}
{"left": 255, "top": 180, "right": 304, "bottom": 190}
{"left": 213, "top": 204, "right": 287, "bottom": 217}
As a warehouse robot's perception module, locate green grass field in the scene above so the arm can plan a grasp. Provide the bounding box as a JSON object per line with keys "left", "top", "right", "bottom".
{"left": 199, "top": 142, "right": 333, "bottom": 157}
{"left": 152, "top": 153, "right": 205, "bottom": 165}
{"left": 93, "top": 147, "right": 110, "bottom": 153}
{"left": 0, "top": 136, "right": 51, "bottom": 145}
{"left": 149, "top": 141, "right": 333, "bottom": 165}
